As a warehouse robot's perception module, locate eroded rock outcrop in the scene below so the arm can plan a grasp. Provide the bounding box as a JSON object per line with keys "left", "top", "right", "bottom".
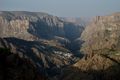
{"left": 81, "top": 12, "right": 120, "bottom": 56}
{"left": 0, "top": 11, "right": 65, "bottom": 40}
{"left": 0, "top": 11, "right": 83, "bottom": 41}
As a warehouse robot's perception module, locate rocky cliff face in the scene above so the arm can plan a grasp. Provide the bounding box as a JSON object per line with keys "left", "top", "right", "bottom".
{"left": 0, "top": 11, "right": 84, "bottom": 56}
{"left": 81, "top": 12, "right": 120, "bottom": 56}
{"left": 0, "top": 11, "right": 83, "bottom": 41}
{"left": 0, "top": 11, "right": 65, "bottom": 40}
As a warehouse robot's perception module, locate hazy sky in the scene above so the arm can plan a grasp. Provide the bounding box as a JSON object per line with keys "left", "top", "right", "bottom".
{"left": 0, "top": 0, "right": 120, "bottom": 17}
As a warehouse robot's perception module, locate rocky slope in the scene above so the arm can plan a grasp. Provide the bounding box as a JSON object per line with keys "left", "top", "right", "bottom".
{"left": 0, "top": 48, "right": 46, "bottom": 80}
{"left": 60, "top": 54, "right": 120, "bottom": 80}
{"left": 0, "top": 37, "right": 75, "bottom": 77}
{"left": 81, "top": 12, "right": 120, "bottom": 56}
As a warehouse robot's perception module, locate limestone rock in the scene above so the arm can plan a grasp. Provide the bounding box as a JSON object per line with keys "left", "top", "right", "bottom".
{"left": 81, "top": 12, "right": 120, "bottom": 55}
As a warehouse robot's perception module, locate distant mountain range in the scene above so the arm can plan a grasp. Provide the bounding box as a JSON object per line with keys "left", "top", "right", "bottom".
{"left": 60, "top": 17, "right": 90, "bottom": 26}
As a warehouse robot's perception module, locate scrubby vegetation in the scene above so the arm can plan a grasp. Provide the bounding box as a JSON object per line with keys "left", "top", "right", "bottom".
{"left": 0, "top": 48, "right": 46, "bottom": 80}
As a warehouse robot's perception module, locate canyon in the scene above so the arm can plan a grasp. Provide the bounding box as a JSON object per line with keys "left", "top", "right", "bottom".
{"left": 0, "top": 11, "right": 120, "bottom": 80}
